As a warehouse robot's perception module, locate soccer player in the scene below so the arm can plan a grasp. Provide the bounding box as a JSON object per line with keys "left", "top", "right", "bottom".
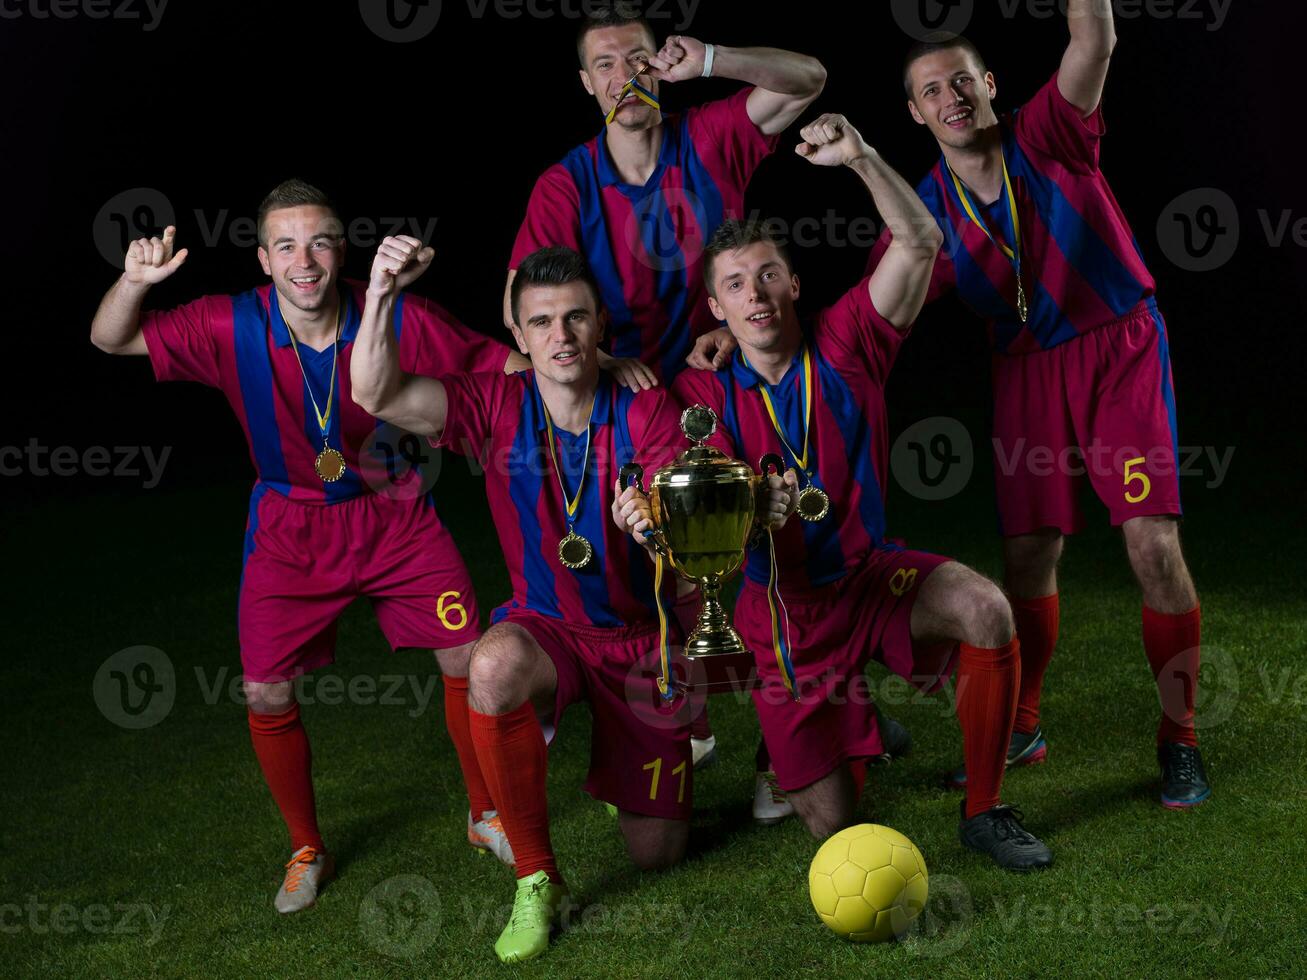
{"left": 694, "top": 3, "right": 1209, "bottom": 809}
{"left": 674, "top": 114, "right": 1054, "bottom": 872}
{"left": 506, "top": 5, "right": 825, "bottom": 780}
{"left": 352, "top": 243, "right": 792, "bottom": 963}
{"left": 89, "top": 180, "right": 525, "bottom": 913}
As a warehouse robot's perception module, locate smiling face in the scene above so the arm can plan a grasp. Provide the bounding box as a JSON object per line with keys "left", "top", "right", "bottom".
{"left": 511, "top": 281, "right": 606, "bottom": 387}
{"left": 257, "top": 205, "right": 346, "bottom": 316}
{"left": 705, "top": 240, "right": 802, "bottom": 358}
{"left": 906, "top": 47, "right": 999, "bottom": 150}
{"left": 578, "top": 22, "right": 660, "bottom": 132}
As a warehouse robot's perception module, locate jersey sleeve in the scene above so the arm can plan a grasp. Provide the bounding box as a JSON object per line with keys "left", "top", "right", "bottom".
{"left": 629, "top": 387, "right": 690, "bottom": 472}
{"left": 686, "top": 87, "right": 781, "bottom": 192}
{"left": 1013, "top": 71, "right": 1106, "bottom": 174}
{"left": 398, "top": 291, "right": 510, "bottom": 377}
{"left": 813, "top": 277, "right": 909, "bottom": 388}
{"left": 864, "top": 222, "right": 955, "bottom": 305}
{"left": 139, "top": 294, "right": 228, "bottom": 387}
{"left": 510, "top": 164, "right": 583, "bottom": 268}
{"left": 670, "top": 370, "right": 737, "bottom": 459}
{"left": 429, "top": 370, "right": 503, "bottom": 466}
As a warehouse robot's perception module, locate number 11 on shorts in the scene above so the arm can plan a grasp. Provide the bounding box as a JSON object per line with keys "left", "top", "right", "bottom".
{"left": 643, "top": 757, "right": 687, "bottom": 803}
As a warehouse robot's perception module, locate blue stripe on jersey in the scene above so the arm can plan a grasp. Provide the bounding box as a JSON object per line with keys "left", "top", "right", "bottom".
{"left": 562, "top": 144, "right": 634, "bottom": 337}
{"left": 817, "top": 349, "right": 887, "bottom": 566}
{"left": 509, "top": 389, "right": 561, "bottom": 619}
{"left": 232, "top": 290, "right": 291, "bottom": 496}
{"left": 612, "top": 383, "right": 658, "bottom": 620}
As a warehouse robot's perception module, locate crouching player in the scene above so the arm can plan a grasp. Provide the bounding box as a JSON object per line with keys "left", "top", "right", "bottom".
{"left": 352, "top": 242, "right": 792, "bottom": 963}
{"left": 674, "top": 117, "right": 1054, "bottom": 870}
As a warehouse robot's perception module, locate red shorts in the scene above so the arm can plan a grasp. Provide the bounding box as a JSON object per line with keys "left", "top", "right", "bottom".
{"left": 736, "top": 547, "right": 956, "bottom": 793}
{"left": 991, "top": 298, "right": 1183, "bottom": 537}
{"left": 238, "top": 486, "right": 480, "bottom": 683}
{"left": 500, "top": 609, "right": 692, "bottom": 821}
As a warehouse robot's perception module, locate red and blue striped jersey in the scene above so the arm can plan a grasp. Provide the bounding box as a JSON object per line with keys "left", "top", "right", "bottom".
{"left": 673, "top": 279, "right": 907, "bottom": 592}
{"left": 868, "top": 71, "right": 1156, "bottom": 355}
{"left": 434, "top": 370, "right": 685, "bottom": 628}
{"left": 141, "top": 281, "right": 509, "bottom": 504}
{"left": 511, "top": 88, "right": 779, "bottom": 381}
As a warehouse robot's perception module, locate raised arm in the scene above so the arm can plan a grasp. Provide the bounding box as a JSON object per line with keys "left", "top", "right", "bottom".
{"left": 90, "top": 225, "right": 189, "bottom": 355}
{"left": 646, "top": 36, "right": 826, "bottom": 136}
{"left": 1058, "top": 0, "right": 1117, "bottom": 116}
{"left": 796, "top": 115, "right": 943, "bottom": 332}
{"left": 350, "top": 236, "right": 448, "bottom": 438}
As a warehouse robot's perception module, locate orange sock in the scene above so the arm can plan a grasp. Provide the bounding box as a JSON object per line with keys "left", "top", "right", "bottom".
{"left": 1012, "top": 593, "right": 1059, "bottom": 734}
{"left": 1143, "top": 605, "right": 1201, "bottom": 747}
{"left": 469, "top": 702, "right": 558, "bottom": 882}
{"left": 957, "top": 639, "right": 1021, "bottom": 819}
{"left": 248, "top": 703, "right": 323, "bottom": 851}
{"left": 443, "top": 675, "right": 495, "bottom": 818}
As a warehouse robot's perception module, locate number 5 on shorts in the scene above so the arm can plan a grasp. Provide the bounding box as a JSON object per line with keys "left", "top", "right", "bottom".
{"left": 642, "top": 757, "right": 687, "bottom": 803}
{"left": 1123, "top": 456, "right": 1152, "bottom": 504}
{"left": 437, "top": 590, "right": 468, "bottom": 630}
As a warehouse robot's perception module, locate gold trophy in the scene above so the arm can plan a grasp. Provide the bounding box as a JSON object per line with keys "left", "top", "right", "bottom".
{"left": 620, "top": 406, "right": 783, "bottom": 690}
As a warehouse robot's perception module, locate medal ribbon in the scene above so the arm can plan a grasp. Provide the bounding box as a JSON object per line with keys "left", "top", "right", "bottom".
{"left": 285, "top": 303, "right": 343, "bottom": 440}
{"left": 746, "top": 345, "right": 814, "bottom": 475}
{"left": 765, "top": 527, "right": 799, "bottom": 700}
{"left": 947, "top": 153, "right": 1025, "bottom": 298}
{"left": 653, "top": 553, "right": 676, "bottom": 701}
{"left": 604, "top": 78, "right": 660, "bottom": 125}
{"left": 542, "top": 394, "right": 596, "bottom": 528}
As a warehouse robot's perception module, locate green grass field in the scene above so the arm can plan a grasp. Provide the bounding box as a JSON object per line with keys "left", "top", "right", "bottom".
{"left": 3, "top": 452, "right": 1304, "bottom": 978}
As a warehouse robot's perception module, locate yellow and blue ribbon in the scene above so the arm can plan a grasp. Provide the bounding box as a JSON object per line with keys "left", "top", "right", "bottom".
{"left": 604, "top": 79, "right": 660, "bottom": 125}
{"left": 947, "top": 152, "right": 1022, "bottom": 278}
{"left": 653, "top": 554, "right": 676, "bottom": 701}
{"left": 765, "top": 529, "right": 799, "bottom": 701}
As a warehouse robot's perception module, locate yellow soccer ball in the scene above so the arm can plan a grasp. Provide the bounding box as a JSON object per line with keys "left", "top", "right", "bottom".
{"left": 808, "top": 824, "right": 928, "bottom": 942}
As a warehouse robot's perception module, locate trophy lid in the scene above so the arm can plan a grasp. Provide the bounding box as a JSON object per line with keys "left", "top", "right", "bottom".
{"left": 652, "top": 405, "right": 755, "bottom": 487}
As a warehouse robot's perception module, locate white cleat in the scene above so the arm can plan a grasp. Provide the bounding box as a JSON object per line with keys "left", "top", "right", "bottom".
{"left": 752, "top": 770, "right": 794, "bottom": 826}
{"left": 468, "top": 810, "right": 516, "bottom": 867}
{"left": 274, "top": 845, "right": 334, "bottom": 914}
{"left": 691, "top": 735, "right": 718, "bottom": 770}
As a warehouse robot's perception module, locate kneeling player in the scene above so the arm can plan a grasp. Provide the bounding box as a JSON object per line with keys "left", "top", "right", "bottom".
{"left": 674, "top": 116, "right": 1053, "bottom": 871}
{"left": 352, "top": 243, "right": 791, "bottom": 963}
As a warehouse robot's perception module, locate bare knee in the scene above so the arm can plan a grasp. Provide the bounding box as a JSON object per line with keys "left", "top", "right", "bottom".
{"left": 958, "top": 580, "right": 1015, "bottom": 648}
{"left": 434, "top": 641, "right": 475, "bottom": 679}
{"left": 619, "top": 814, "right": 687, "bottom": 871}
{"left": 1125, "top": 520, "right": 1183, "bottom": 585}
{"left": 467, "top": 627, "right": 538, "bottom": 715}
{"left": 1003, "top": 530, "right": 1063, "bottom": 598}
{"left": 244, "top": 680, "right": 295, "bottom": 715}
{"left": 799, "top": 808, "right": 850, "bottom": 840}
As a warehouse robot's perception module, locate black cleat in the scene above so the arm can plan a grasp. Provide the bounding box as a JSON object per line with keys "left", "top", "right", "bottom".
{"left": 1158, "top": 742, "right": 1211, "bottom": 809}
{"left": 958, "top": 802, "right": 1053, "bottom": 872}
{"left": 872, "top": 705, "right": 912, "bottom": 764}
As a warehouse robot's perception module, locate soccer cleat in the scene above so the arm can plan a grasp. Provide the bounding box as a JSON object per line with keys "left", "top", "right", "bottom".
{"left": 752, "top": 770, "right": 794, "bottom": 826}
{"left": 871, "top": 706, "right": 913, "bottom": 764}
{"left": 494, "top": 870, "right": 572, "bottom": 965}
{"left": 691, "top": 735, "right": 718, "bottom": 770}
{"left": 1158, "top": 742, "right": 1211, "bottom": 808}
{"left": 468, "top": 810, "right": 516, "bottom": 866}
{"left": 274, "top": 845, "right": 334, "bottom": 914}
{"left": 946, "top": 725, "right": 1047, "bottom": 789}
{"left": 958, "top": 801, "right": 1053, "bottom": 872}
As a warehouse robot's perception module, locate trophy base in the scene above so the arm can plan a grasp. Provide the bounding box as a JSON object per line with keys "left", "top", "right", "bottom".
{"left": 680, "top": 647, "right": 759, "bottom": 695}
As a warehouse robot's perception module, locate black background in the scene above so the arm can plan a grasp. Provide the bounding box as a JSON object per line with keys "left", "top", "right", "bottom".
{"left": 2, "top": 0, "right": 1302, "bottom": 503}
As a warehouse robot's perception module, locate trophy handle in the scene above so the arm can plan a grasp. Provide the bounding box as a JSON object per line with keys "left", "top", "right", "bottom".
{"left": 758, "top": 453, "right": 786, "bottom": 477}
{"left": 618, "top": 462, "right": 668, "bottom": 554}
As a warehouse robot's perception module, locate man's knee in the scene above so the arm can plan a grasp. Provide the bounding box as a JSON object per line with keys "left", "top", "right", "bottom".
{"left": 958, "top": 579, "right": 1015, "bottom": 648}
{"left": 434, "top": 641, "right": 476, "bottom": 678}
{"left": 467, "top": 627, "right": 537, "bottom": 715}
{"left": 621, "top": 816, "right": 688, "bottom": 871}
{"left": 244, "top": 679, "right": 295, "bottom": 715}
{"left": 1126, "top": 520, "right": 1185, "bottom": 585}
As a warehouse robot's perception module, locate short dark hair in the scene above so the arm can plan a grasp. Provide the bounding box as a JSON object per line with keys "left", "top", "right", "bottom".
{"left": 511, "top": 247, "right": 603, "bottom": 326}
{"left": 575, "top": 3, "right": 656, "bottom": 67}
{"left": 256, "top": 178, "right": 340, "bottom": 246}
{"left": 702, "top": 220, "right": 794, "bottom": 298}
{"left": 902, "top": 34, "right": 987, "bottom": 97}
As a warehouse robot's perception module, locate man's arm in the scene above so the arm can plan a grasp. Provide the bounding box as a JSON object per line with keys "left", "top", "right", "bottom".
{"left": 646, "top": 37, "right": 826, "bottom": 136}
{"left": 1058, "top": 0, "right": 1116, "bottom": 116}
{"left": 350, "top": 236, "right": 448, "bottom": 438}
{"left": 796, "top": 114, "right": 943, "bottom": 332}
{"left": 90, "top": 225, "right": 189, "bottom": 355}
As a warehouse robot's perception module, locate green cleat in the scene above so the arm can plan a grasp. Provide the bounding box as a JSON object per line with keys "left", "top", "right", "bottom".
{"left": 494, "top": 870, "right": 571, "bottom": 964}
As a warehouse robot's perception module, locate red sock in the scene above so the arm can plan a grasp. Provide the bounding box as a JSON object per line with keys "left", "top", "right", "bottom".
{"left": 850, "top": 760, "right": 867, "bottom": 801}
{"left": 1142, "top": 605, "right": 1201, "bottom": 748}
{"left": 248, "top": 703, "right": 323, "bottom": 852}
{"left": 1011, "top": 593, "right": 1059, "bottom": 735}
{"left": 956, "top": 639, "right": 1021, "bottom": 819}
{"left": 674, "top": 591, "right": 714, "bottom": 741}
{"left": 469, "top": 702, "right": 558, "bottom": 882}
{"left": 443, "top": 675, "right": 495, "bottom": 818}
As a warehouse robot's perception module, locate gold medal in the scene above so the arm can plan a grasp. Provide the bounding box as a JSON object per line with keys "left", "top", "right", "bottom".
{"left": 796, "top": 484, "right": 830, "bottom": 522}
{"left": 558, "top": 530, "right": 594, "bottom": 570}
{"left": 315, "top": 445, "right": 347, "bottom": 483}
{"left": 1016, "top": 276, "right": 1029, "bottom": 323}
